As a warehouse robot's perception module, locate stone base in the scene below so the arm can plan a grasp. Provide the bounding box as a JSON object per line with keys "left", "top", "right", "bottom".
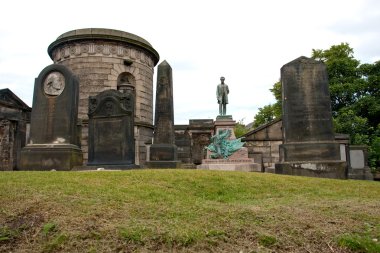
{"left": 265, "top": 167, "right": 276, "bottom": 173}
{"left": 145, "top": 160, "right": 182, "bottom": 168}
{"left": 348, "top": 167, "right": 374, "bottom": 180}
{"left": 19, "top": 144, "right": 83, "bottom": 171}
{"left": 275, "top": 161, "right": 347, "bottom": 179}
{"left": 216, "top": 115, "right": 233, "bottom": 120}
{"left": 197, "top": 159, "right": 260, "bottom": 172}
{"left": 280, "top": 142, "right": 341, "bottom": 161}
{"left": 150, "top": 144, "right": 178, "bottom": 161}
{"left": 73, "top": 164, "right": 140, "bottom": 171}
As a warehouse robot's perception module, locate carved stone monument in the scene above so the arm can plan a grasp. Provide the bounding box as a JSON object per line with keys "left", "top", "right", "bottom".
{"left": 87, "top": 89, "right": 135, "bottom": 166}
{"left": 198, "top": 86, "right": 259, "bottom": 171}
{"left": 275, "top": 56, "right": 346, "bottom": 178}
{"left": 146, "top": 60, "right": 181, "bottom": 168}
{"left": 20, "top": 64, "right": 83, "bottom": 170}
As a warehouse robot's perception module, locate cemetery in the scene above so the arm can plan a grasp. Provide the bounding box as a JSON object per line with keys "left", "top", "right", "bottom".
{"left": 0, "top": 28, "right": 379, "bottom": 252}
{"left": 0, "top": 28, "right": 376, "bottom": 180}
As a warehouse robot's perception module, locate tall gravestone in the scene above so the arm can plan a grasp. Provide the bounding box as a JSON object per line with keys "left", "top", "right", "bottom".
{"left": 275, "top": 56, "right": 346, "bottom": 178}
{"left": 146, "top": 60, "right": 181, "bottom": 168}
{"left": 87, "top": 89, "right": 135, "bottom": 166}
{"left": 20, "top": 64, "right": 82, "bottom": 170}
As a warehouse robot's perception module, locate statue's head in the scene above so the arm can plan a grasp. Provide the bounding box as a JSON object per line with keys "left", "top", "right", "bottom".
{"left": 220, "top": 76, "right": 225, "bottom": 81}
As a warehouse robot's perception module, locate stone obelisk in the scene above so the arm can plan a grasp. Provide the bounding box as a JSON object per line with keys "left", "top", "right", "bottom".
{"left": 146, "top": 60, "right": 181, "bottom": 168}
{"left": 275, "top": 56, "right": 346, "bottom": 178}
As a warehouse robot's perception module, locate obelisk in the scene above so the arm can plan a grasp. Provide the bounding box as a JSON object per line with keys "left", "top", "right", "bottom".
{"left": 146, "top": 60, "right": 181, "bottom": 168}
{"left": 275, "top": 56, "right": 346, "bottom": 178}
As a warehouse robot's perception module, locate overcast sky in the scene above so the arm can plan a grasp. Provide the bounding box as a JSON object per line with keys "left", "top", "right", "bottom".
{"left": 1, "top": 0, "right": 379, "bottom": 124}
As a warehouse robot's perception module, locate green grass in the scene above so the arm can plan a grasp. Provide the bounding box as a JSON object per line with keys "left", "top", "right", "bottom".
{"left": 0, "top": 169, "right": 379, "bottom": 252}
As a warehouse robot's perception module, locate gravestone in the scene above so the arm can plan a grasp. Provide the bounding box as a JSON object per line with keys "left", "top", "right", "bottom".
{"left": 20, "top": 64, "right": 82, "bottom": 170}
{"left": 87, "top": 89, "right": 135, "bottom": 166}
{"left": 348, "top": 145, "right": 373, "bottom": 180}
{"left": 275, "top": 57, "right": 346, "bottom": 178}
{"left": 146, "top": 60, "right": 181, "bottom": 168}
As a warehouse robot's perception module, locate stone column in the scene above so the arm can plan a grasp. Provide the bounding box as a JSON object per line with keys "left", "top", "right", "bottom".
{"left": 275, "top": 56, "right": 346, "bottom": 178}
{"left": 145, "top": 60, "right": 181, "bottom": 168}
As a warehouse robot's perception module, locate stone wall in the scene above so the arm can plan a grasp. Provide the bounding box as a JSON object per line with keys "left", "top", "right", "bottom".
{"left": 243, "top": 119, "right": 282, "bottom": 170}
{"left": 174, "top": 119, "right": 214, "bottom": 166}
{"left": 0, "top": 89, "right": 31, "bottom": 170}
{"left": 0, "top": 120, "right": 14, "bottom": 170}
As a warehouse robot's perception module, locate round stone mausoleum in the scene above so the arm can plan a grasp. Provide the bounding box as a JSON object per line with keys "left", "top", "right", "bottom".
{"left": 47, "top": 28, "right": 159, "bottom": 165}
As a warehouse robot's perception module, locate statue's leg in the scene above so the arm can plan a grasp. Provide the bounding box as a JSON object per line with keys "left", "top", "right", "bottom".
{"left": 219, "top": 104, "right": 222, "bottom": 115}
{"left": 223, "top": 104, "right": 227, "bottom": 115}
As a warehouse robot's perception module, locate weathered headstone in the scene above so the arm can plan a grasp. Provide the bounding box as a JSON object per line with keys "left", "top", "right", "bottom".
{"left": 275, "top": 56, "right": 346, "bottom": 178}
{"left": 146, "top": 60, "right": 181, "bottom": 168}
{"left": 20, "top": 64, "right": 82, "bottom": 170}
{"left": 348, "top": 145, "right": 373, "bottom": 180}
{"left": 87, "top": 89, "right": 135, "bottom": 166}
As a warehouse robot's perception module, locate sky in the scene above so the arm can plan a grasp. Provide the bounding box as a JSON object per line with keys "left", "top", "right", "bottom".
{"left": 1, "top": 0, "right": 379, "bottom": 124}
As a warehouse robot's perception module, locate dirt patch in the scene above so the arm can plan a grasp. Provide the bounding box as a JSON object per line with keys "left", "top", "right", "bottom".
{"left": 0, "top": 206, "right": 45, "bottom": 252}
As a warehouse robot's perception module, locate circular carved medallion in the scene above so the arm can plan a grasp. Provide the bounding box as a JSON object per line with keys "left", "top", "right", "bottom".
{"left": 44, "top": 72, "right": 65, "bottom": 96}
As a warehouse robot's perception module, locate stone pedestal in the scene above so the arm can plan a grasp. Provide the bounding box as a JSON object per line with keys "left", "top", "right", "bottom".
{"left": 214, "top": 115, "right": 236, "bottom": 138}
{"left": 197, "top": 116, "right": 259, "bottom": 172}
{"left": 275, "top": 57, "right": 347, "bottom": 179}
{"left": 198, "top": 147, "right": 260, "bottom": 172}
{"left": 20, "top": 144, "right": 83, "bottom": 171}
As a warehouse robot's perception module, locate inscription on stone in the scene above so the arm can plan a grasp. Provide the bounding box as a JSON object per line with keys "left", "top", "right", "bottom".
{"left": 88, "top": 89, "right": 135, "bottom": 165}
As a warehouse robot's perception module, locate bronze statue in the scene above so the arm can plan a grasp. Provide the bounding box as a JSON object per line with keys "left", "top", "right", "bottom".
{"left": 216, "top": 76, "right": 229, "bottom": 115}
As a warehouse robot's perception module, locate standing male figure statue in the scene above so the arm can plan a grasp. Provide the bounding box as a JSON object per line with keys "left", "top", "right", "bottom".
{"left": 216, "top": 76, "right": 229, "bottom": 115}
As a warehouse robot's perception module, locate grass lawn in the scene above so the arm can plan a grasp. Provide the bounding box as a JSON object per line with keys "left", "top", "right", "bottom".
{"left": 0, "top": 169, "right": 379, "bottom": 252}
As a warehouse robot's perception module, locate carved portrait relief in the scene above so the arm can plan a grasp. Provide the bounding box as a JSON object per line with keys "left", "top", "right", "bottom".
{"left": 43, "top": 72, "right": 65, "bottom": 96}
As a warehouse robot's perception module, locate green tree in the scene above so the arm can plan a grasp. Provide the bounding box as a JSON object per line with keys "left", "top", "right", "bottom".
{"left": 234, "top": 119, "right": 250, "bottom": 138}
{"left": 312, "top": 43, "right": 361, "bottom": 115}
{"left": 253, "top": 81, "right": 282, "bottom": 128}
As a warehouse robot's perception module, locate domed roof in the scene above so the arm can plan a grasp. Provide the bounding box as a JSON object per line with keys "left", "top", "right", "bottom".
{"left": 47, "top": 28, "right": 159, "bottom": 65}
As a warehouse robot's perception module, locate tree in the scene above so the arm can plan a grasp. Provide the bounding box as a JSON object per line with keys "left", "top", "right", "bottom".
{"left": 234, "top": 119, "right": 250, "bottom": 138}
{"left": 312, "top": 43, "right": 361, "bottom": 115}
{"left": 253, "top": 81, "right": 281, "bottom": 128}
